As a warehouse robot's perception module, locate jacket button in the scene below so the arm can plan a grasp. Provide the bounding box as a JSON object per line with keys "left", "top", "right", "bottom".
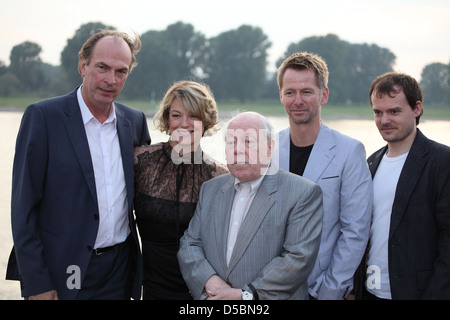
{"left": 87, "top": 245, "right": 93, "bottom": 251}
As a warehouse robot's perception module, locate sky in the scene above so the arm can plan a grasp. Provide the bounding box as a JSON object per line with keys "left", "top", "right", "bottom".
{"left": 1, "top": 0, "right": 449, "bottom": 81}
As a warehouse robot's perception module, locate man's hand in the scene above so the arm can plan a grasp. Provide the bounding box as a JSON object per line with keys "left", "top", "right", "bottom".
{"left": 205, "top": 275, "right": 241, "bottom": 300}
{"left": 207, "top": 287, "right": 242, "bottom": 300}
{"left": 28, "top": 290, "right": 58, "bottom": 300}
{"left": 205, "top": 274, "right": 230, "bottom": 293}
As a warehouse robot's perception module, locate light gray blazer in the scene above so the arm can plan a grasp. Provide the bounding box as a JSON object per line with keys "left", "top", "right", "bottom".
{"left": 177, "top": 168, "right": 323, "bottom": 300}
{"left": 275, "top": 123, "right": 372, "bottom": 299}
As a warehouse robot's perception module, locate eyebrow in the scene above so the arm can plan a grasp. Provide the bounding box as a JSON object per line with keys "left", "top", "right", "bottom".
{"left": 283, "top": 86, "right": 315, "bottom": 92}
{"left": 95, "top": 61, "right": 129, "bottom": 72}
{"left": 95, "top": 61, "right": 109, "bottom": 68}
{"left": 373, "top": 106, "right": 402, "bottom": 112}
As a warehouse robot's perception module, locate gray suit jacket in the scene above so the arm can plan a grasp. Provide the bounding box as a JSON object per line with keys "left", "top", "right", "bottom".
{"left": 177, "top": 167, "right": 323, "bottom": 300}
{"left": 276, "top": 123, "right": 372, "bottom": 299}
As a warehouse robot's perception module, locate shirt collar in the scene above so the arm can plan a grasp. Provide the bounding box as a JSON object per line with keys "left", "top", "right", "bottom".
{"left": 77, "top": 86, "right": 116, "bottom": 126}
{"left": 234, "top": 169, "right": 267, "bottom": 194}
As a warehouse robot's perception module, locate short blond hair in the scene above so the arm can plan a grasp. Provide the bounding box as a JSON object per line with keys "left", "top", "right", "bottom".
{"left": 277, "top": 52, "right": 329, "bottom": 90}
{"left": 154, "top": 81, "right": 219, "bottom": 135}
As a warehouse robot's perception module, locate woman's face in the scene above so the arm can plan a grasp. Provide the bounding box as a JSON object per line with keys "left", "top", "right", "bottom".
{"left": 168, "top": 97, "right": 204, "bottom": 151}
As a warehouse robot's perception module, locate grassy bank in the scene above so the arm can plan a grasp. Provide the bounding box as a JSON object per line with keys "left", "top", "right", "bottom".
{"left": 1, "top": 96, "right": 449, "bottom": 120}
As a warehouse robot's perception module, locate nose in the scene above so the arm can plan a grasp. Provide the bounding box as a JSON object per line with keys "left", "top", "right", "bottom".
{"left": 233, "top": 139, "right": 247, "bottom": 163}
{"left": 294, "top": 92, "right": 303, "bottom": 105}
{"left": 380, "top": 113, "right": 391, "bottom": 124}
{"left": 105, "top": 71, "right": 116, "bottom": 85}
{"left": 180, "top": 116, "right": 190, "bottom": 128}
{"left": 235, "top": 140, "right": 246, "bottom": 154}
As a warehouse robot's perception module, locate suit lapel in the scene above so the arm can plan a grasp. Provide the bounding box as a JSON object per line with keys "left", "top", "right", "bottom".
{"left": 226, "top": 172, "right": 277, "bottom": 275}
{"left": 389, "top": 130, "right": 428, "bottom": 238}
{"left": 63, "top": 90, "right": 97, "bottom": 204}
{"left": 115, "top": 105, "right": 134, "bottom": 213}
{"left": 368, "top": 146, "right": 387, "bottom": 178}
{"left": 215, "top": 176, "right": 235, "bottom": 269}
{"left": 277, "top": 128, "right": 290, "bottom": 171}
{"left": 368, "top": 130, "right": 429, "bottom": 239}
{"left": 303, "top": 123, "right": 336, "bottom": 183}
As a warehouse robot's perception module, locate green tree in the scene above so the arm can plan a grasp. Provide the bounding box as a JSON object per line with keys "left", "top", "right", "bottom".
{"left": 0, "top": 72, "right": 20, "bottom": 96}
{"left": 347, "top": 43, "right": 395, "bottom": 103}
{"left": 164, "top": 21, "right": 207, "bottom": 80}
{"left": 60, "top": 22, "right": 115, "bottom": 88}
{"left": 122, "top": 29, "right": 171, "bottom": 101}
{"left": 9, "top": 41, "right": 44, "bottom": 91}
{"left": 205, "top": 25, "right": 271, "bottom": 102}
{"left": 0, "top": 60, "right": 7, "bottom": 75}
{"left": 122, "top": 22, "right": 207, "bottom": 101}
{"left": 420, "top": 62, "right": 450, "bottom": 105}
{"left": 41, "top": 63, "right": 72, "bottom": 96}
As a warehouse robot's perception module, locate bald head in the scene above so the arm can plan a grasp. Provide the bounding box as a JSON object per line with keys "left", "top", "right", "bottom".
{"left": 225, "top": 112, "right": 274, "bottom": 182}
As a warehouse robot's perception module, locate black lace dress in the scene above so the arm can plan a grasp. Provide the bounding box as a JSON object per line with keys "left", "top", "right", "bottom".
{"left": 134, "top": 142, "right": 228, "bottom": 300}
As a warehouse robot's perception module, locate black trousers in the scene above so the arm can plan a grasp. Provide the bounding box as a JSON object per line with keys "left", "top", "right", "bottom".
{"left": 362, "top": 286, "right": 390, "bottom": 300}
{"left": 75, "top": 237, "right": 132, "bottom": 300}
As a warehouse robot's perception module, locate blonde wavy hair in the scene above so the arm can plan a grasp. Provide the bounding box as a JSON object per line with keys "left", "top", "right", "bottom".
{"left": 153, "top": 80, "right": 219, "bottom": 136}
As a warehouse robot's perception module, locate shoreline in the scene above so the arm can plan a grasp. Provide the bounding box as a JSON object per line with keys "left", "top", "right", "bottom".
{"left": 3, "top": 105, "right": 449, "bottom": 122}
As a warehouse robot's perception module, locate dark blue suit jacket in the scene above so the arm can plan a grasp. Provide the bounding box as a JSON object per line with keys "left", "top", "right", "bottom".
{"left": 354, "top": 129, "right": 450, "bottom": 299}
{"left": 6, "top": 88, "right": 150, "bottom": 299}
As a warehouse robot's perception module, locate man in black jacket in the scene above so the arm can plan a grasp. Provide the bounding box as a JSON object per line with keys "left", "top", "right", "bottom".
{"left": 354, "top": 72, "right": 450, "bottom": 300}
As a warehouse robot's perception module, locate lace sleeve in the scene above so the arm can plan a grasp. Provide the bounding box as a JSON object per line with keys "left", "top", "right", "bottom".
{"left": 134, "top": 144, "right": 163, "bottom": 165}
{"left": 203, "top": 152, "right": 229, "bottom": 177}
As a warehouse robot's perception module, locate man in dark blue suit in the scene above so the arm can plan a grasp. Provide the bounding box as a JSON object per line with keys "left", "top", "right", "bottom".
{"left": 6, "top": 30, "right": 150, "bottom": 300}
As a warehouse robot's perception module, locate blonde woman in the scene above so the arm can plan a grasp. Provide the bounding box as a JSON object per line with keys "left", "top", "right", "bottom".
{"left": 134, "top": 81, "right": 228, "bottom": 300}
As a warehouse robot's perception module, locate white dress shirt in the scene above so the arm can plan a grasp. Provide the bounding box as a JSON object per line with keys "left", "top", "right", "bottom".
{"left": 77, "top": 87, "right": 129, "bottom": 249}
{"left": 226, "top": 174, "right": 265, "bottom": 265}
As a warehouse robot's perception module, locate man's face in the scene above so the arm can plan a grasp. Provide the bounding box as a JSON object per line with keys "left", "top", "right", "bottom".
{"left": 225, "top": 114, "right": 272, "bottom": 183}
{"left": 371, "top": 86, "right": 422, "bottom": 144}
{"left": 279, "top": 68, "right": 328, "bottom": 125}
{"left": 80, "top": 36, "right": 131, "bottom": 112}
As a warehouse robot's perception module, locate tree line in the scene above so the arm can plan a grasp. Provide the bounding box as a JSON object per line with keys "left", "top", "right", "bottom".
{"left": 0, "top": 21, "right": 449, "bottom": 105}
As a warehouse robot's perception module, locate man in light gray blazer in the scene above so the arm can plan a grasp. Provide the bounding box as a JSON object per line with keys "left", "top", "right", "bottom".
{"left": 177, "top": 112, "right": 323, "bottom": 300}
{"left": 275, "top": 52, "right": 372, "bottom": 299}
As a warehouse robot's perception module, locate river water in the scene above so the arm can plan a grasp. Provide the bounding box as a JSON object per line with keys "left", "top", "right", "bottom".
{"left": 1, "top": 111, "right": 449, "bottom": 299}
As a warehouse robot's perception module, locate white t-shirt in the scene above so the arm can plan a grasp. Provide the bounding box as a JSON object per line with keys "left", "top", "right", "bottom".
{"left": 366, "top": 151, "right": 408, "bottom": 299}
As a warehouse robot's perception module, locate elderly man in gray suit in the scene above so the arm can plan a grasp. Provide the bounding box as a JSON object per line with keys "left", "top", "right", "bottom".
{"left": 177, "top": 112, "right": 323, "bottom": 300}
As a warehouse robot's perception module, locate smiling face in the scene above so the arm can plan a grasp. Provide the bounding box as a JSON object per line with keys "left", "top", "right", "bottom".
{"left": 168, "top": 97, "right": 204, "bottom": 151}
{"left": 279, "top": 68, "right": 328, "bottom": 125}
{"left": 80, "top": 35, "right": 132, "bottom": 116}
{"left": 371, "top": 85, "right": 422, "bottom": 147}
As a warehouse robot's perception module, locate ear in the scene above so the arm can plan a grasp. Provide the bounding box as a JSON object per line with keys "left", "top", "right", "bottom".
{"left": 320, "top": 87, "right": 329, "bottom": 105}
{"left": 413, "top": 101, "right": 423, "bottom": 117}
{"left": 269, "top": 138, "right": 275, "bottom": 157}
{"left": 79, "top": 58, "right": 87, "bottom": 78}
